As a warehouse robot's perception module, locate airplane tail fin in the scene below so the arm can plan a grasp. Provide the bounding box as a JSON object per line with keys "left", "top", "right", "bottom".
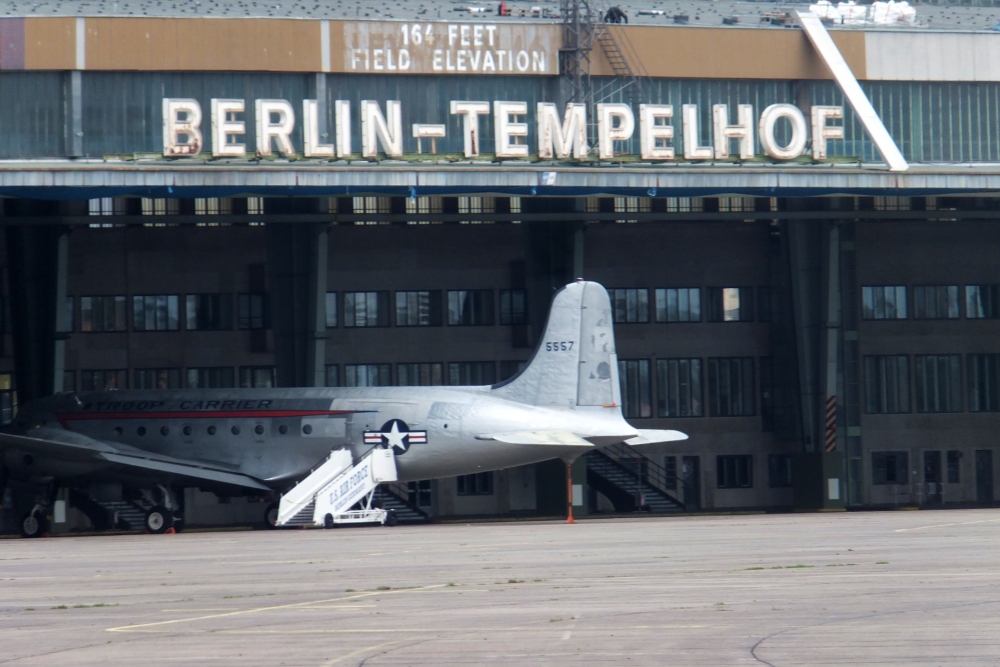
{"left": 491, "top": 280, "right": 619, "bottom": 409}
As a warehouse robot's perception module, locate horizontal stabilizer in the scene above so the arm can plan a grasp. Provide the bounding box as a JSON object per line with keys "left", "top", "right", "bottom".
{"left": 624, "top": 429, "right": 689, "bottom": 446}
{"left": 476, "top": 430, "right": 595, "bottom": 447}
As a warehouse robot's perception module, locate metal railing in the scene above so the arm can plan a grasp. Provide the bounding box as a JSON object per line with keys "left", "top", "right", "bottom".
{"left": 598, "top": 441, "right": 685, "bottom": 504}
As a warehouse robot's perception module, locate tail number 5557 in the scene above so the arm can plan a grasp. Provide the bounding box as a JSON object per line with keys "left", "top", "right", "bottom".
{"left": 545, "top": 341, "right": 574, "bottom": 352}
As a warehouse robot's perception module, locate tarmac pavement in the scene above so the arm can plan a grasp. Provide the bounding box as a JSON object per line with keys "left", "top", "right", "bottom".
{"left": 1, "top": 509, "right": 999, "bottom": 665}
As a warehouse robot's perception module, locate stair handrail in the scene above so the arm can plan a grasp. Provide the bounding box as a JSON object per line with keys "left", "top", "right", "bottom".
{"left": 591, "top": 8, "right": 652, "bottom": 104}
{"left": 379, "top": 481, "right": 432, "bottom": 519}
{"left": 600, "top": 441, "right": 685, "bottom": 502}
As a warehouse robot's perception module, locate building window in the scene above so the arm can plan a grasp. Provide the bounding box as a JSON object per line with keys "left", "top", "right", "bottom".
{"left": 345, "top": 363, "right": 391, "bottom": 387}
{"left": 448, "top": 362, "right": 496, "bottom": 386}
{"left": 499, "top": 360, "right": 526, "bottom": 381}
{"left": 447, "top": 290, "right": 494, "bottom": 326}
{"left": 80, "top": 296, "right": 127, "bottom": 332}
{"left": 187, "top": 367, "right": 235, "bottom": 389}
{"left": 344, "top": 291, "right": 390, "bottom": 327}
{"left": 81, "top": 369, "right": 127, "bottom": 391}
{"left": 707, "top": 287, "right": 753, "bottom": 323}
{"left": 862, "top": 286, "right": 907, "bottom": 320}
{"left": 88, "top": 197, "right": 128, "bottom": 217}
{"left": 873, "top": 196, "right": 911, "bottom": 211}
{"left": 237, "top": 293, "right": 269, "bottom": 330}
{"left": 406, "top": 196, "right": 444, "bottom": 225}
{"left": 613, "top": 196, "right": 651, "bottom": 224}
{"left": 618, "top": 359, "right": 652, "bottom": 419}
{"left": 913, "top": 286, "right": 959, "bottom": 320}
{"left": 395, "top": 290, "right": 441, "bottom": 327}
{"left": 186, "top": 294, "right": 233, "bottom": 331}
{"left": 325, "top": 292, "right": 338, "bottom": 327}
{"left": 864, "top": 355, "right": 910, "bottom": 414}
{"left": 0, "top": 373, "right": 15, "bottom": 425}
{"left": 195, "top": 197, "right": 233, "bottom": 216}
{"left": 872, "top": 451, "right": 908, "bottom": 485}
{"left": 141, "top": 198, "right": 179, "bottom": 216}
{"left": 968, "top": 353, "right": 1000, "bottom": 412}
{"left": 757, "top": 286, "right": 773, "bottom": 323}
{"left": 240, "top": 366, "right": 275, "bottom": 388}
{"left": 717, "top": 455, "right": 753, "bottom": 489}
{"left": 325, "top": 364, "right": 339, "bottom": 387}
{"left": 965, "top": 285, "right": 1000, "bottom": 319}
{"left": 947, "top": 450, "right": 961, "bottom": 484}
{"left": 353, "top": 196, "right": 391, "bottom": 225}
{"left": 408, "top": 480, "right": 433, "bottom": 506}
{"left": 397, "top": 363, "right": 444, "bottom": 386}
{"left": 610, "top": 288, "right": 650, "bottom": 324}
{"left": 457, "top": 472, "right": 494, "bottom": 495}
{"left": 662, "top": 456, "right": 678, "bottom": 490}
{"left": 760, "top": 356, "right": 775, "bottom": 432}
{"left": 134, "top": 368, "right": 181, "bottom": 390}
{"left": 655, "top": 288, "right": 700, "bottom": 323}
{"left": 656, "top": 358, "right": 702, "bottom": 417}
{"left": 913, "top": 355, "right": 962, "bottom": 413}
{"left": 132, "top": 295, "right": 180, "bottom": 331}
{"left": 499, "top": 289, "right": 527, "bottom": 325}
{"left": 716, "top": 196, "right": 756, "bottom": 212}
{"left": 707, "top": 358, "right": 755, "bottom": 417}
{"left": 665, "top": 197, "right": 703, "bottom": 212}
{"left": 458, "top": 196, "right": 496, "bottom": 224}
{"left": 63, "top": 371, "right": 75, "bottom": 392}
{"left": 768, "top": 454, "right": 793, "bottom": 488}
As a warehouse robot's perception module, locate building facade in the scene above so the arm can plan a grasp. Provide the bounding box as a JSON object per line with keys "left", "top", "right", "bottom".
{"left": 2, "top": 9, "right": 1000, "bottom": 528}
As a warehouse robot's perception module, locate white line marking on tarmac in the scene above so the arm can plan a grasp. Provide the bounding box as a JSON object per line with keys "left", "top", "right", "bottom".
{"left": 106, "top": 585, "right": 445, "bottom": 633}
{"left": 319, "top": 641, "right": 400, "bottom": 667}
{"left": 894, "top": 518, "right": 1000, "bottom": 532}
{"left": 561, "top": 630, "right": 572, "bottom": 641}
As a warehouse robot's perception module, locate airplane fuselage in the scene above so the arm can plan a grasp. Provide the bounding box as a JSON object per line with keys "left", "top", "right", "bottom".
{"left": 4, "top": 386, "right": 613, "bottom": 490}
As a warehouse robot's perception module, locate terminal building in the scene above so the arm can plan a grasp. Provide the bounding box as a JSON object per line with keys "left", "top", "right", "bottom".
{"left": 1, "top": 0, "right": 1000, "bottom": 530}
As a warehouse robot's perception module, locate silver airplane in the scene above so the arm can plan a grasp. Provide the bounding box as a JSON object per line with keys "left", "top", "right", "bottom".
{"left": 0, "top": 280, "right": 686, "bottom": 537}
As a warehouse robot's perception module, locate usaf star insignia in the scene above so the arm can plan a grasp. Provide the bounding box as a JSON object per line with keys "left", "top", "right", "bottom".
{"left": 363, "top": 419, "right": 428, "bottom": 454}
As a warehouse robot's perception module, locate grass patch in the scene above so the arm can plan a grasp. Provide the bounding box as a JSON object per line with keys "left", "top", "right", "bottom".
{"left": 51, "top": 605, "right": 68, "bottom": 610}
{"left": 744, "top": 567, "right": 765, "bottom": 571}
{"left": 375, "top": 586, "right": 392, "bottom": 591}
{"left": 506, "top": 579, "right": 524, "bottom": 584}
{"left": 549, "top": 617, "right": 563, "bottom": 623}
{"left": 876, "top": 561, "right": 889, "bottom": 565}
{"left": 72, "top": 603, "right": 116, "bottom": 609}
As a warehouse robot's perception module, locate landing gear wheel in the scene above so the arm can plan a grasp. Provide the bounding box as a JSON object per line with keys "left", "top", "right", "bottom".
{"left": 323, "top": 513, "right": 335, "bottom": 529}
{"left": 20, "top": 512, "right": 48, "bottom": 538}
{"left": 144, "top": 505, "right": 174, "bottom": 534}
{"left": 384, "top": 510, "right": 398, "bottom": 527}
{"left": 264, "top": 503, "right": 279, "bottom": 529}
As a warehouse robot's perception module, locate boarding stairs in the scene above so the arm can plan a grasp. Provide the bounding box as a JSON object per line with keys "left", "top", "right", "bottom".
{"left": 277, "top": 447, "right": 399, "bottom": 528}
{"left": 586, "top": 443, "right": 684, "bottom": 513}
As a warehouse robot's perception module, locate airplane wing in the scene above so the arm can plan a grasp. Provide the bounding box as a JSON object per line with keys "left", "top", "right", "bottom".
{"left": 475, "top": 430, "right": 595, "bottom": 447}
{"left": 624, "top": 429, "right": 689, "bottom": 446}
{"left": 0, "top": 431, "right": 271, "bottom": 491}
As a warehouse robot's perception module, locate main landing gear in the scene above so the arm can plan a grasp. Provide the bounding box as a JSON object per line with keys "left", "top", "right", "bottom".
{"left": 20, "top": 509, "right": 49, "bottom": 538}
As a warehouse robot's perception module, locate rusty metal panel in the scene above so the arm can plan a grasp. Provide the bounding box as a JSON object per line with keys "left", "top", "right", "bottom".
{"left": 23, "top": 17, "right": 75, "bottom": 70}
{"left": 589, "top": 26, "right": 865, "bottom": 81}
{"left": 85, "top": 18, "right": 321, "bottom": 72}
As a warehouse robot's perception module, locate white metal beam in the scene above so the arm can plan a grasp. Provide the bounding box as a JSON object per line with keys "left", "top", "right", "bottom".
{"left": 796, "top": 11, "right": 909, "bottom": 172}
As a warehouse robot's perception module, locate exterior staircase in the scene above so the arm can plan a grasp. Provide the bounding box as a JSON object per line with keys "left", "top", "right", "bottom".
{"left": 586, "top": 443, "right": 684, "bottom": 512}
{"left": 377, "top": 483, "right": 431, "bottom": 523}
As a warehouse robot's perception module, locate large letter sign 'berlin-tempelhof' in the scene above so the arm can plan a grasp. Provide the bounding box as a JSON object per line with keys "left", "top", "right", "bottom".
{"left": 162, "top": 98, "right": 849, "bottom": 162}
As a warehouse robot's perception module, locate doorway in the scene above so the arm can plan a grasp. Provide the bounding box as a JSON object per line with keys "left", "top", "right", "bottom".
{"left": 923, "top": 450, "right": 942, "bottom": 504}
{"left": 682, "top": 456, "right": 701, "bottom": 511}
{"left": 975, "top": 450, "right": 994, "bottom": 503}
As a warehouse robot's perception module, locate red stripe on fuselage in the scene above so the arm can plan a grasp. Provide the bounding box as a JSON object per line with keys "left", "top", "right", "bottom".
{"left": 56, "top": 409, "right": 359, "bottom": 423}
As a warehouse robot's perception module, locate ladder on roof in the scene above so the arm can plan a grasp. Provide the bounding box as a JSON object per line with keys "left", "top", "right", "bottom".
{"left": 277, "top": 447, "right": 399, "bottom": 528}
